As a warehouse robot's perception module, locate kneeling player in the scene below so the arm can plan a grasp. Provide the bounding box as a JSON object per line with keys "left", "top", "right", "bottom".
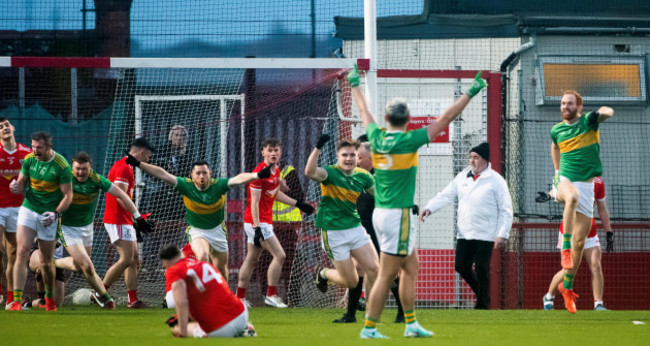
{"left": 160, "top": 244, "right": 255, "bottom": 338}
{"left": 304, "top": 136, "right": 379, "bottom": 304}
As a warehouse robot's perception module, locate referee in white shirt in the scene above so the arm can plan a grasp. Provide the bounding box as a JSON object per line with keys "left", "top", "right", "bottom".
{"left": 420, "top": 143, "right": 513, "bottom": 309}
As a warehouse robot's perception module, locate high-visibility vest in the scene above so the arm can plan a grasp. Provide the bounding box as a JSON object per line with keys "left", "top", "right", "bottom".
{"left": 273, "top": 165, "right": 302, "bottom": 222}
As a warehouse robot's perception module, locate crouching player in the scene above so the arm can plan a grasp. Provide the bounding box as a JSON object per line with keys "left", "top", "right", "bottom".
{"left": 160, "top": 244, "right": 255, "bottom": 338}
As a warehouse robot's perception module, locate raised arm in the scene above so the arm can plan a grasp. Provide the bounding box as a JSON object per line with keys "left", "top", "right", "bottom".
{"left": 304, "top": 134, "right": 330, "bottom": 183}
{"left": 348, "top": 65, "right": 376, "bottom": 127}
{"left": 136, "top": 161, "right": 177, "bottom": 186}
{"left": 228, "top": 164, "right": 271, "bottom": 187}
{"left": 427, "top": 71, "right": 487, "bottom": 141}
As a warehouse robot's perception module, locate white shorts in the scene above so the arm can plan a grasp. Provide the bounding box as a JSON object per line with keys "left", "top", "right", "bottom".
{"left": 104, "top": 223, "right": 136, "bottom": 243}
{"left": 17, "top": 206, "right": 58, "bottom": 241}
{"left": 557, "top": 232, "right": 600, "bottom": 250}
{"left": 194, "top": 308, "right": 249, "bottom": 338}
{"left": 553, "top": 177, "right": 595, "bottom": 218}
{"left": 61, "top": 223, "right": 94, "bottom": 247}
{"left": 0, "top": 207, "right": 20, "bottom": 233}
{"left": 321, "top": 225, "right": 371, "bottom": 261}
{"left": 243, "top": 223, "right": 275, "bottom": 245}
{"left": 187, "top": 224, "right": 228, "bottom": 253}
{"left": 372, "top": 208, "right": 417, "bottom": 256}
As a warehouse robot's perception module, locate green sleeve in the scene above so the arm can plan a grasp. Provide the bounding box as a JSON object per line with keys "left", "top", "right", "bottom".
{"left": 366, "top": 123, "right": 379, "bottom": 142}
{"left": 99, "top": 174, "right": 113, "bottom": 193}
{"left": 410, "top": 128, "right": 430, "bottom": 148}
{"left": 364, "top": 172, "right": 375, "bottom": 190}
{"left": 20, "top": 157, "right": 30, "bottom": 176}
{"left": 216, "top": 178, "right": 230, "bottom": 194}
{"left": 321, "top": 166, "right": 333, "bottom": 185}
{"left": 586, "top": 111, "right": 600, "bottom": 131}
{"left": 59, "top": 165, "right": 73, "bottom": 184}
{"left": 175, "top": 177, "right": 190, "bottom": 195}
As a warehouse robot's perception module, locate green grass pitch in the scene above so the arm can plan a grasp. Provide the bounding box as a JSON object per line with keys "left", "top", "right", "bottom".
{"left": 1, "top": 307, "right": 648, "bottom": 345}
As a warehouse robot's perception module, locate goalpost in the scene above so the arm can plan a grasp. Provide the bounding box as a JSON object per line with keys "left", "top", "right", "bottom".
{"left": 0, "top": 56, "right": 502, "bottom": 309}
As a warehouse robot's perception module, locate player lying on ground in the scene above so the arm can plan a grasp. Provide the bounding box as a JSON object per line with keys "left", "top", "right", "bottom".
{"left": 160, "top": 244, "right": 256, "bottom": 338}
{"left": 304, "top": 135, "right": 380, "bottom": 312}
{"left": 348, "top": 65, "right": 487, "bottom": 338}
{"left": 550, "top": 90, "right": 613, "bottom": 313}
{"left": 54, "top": 151, "right": 151, "bottom": 309}
{"left": 127, "top": 154, "right": 270, "bottom": 280}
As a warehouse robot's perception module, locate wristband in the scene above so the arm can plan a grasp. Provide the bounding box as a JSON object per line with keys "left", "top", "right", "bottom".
{"left": 133, "top": 211, "right": 142, "bottom": 219}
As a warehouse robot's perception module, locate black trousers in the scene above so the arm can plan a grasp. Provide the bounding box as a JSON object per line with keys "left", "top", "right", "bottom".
{"left": 455, "top": 239, "right": 494, "bottom": 309}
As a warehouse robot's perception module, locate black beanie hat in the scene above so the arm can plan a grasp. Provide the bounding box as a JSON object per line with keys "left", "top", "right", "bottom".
{"left": 470, "top": 142, "right": 489, "bottom": 162}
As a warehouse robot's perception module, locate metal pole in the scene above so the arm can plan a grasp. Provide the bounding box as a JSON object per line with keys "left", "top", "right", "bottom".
{"left": 364, "top": 0, "right": 378, "bottom": 118}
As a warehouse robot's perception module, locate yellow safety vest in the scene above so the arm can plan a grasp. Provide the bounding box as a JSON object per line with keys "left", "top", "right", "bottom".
{"left": 272, "top": 166, "right": 302, "bottom": 222}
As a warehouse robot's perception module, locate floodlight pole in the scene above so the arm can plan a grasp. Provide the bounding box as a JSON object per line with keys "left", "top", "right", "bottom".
{"left": 364, "top": 0, "right": 378, "bottom": 117}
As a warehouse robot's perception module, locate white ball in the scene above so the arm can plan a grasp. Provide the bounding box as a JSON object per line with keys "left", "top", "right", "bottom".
{"left": 72, "top": 288, "right": 93, "bottom": 306}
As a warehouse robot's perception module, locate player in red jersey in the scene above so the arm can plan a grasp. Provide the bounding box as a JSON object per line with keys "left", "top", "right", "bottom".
{"left": 236, "top": 138, "right": 314, "bottom": 308}
{"left": 0, "top": 117, "right": 31, "bottom": 308}
{"left": 540, "top": 176, "right": 612, "bottom": 311}
{"left": 102, "top": 138, "right": 154, "bottom": 308}
{"left": 160, "top": 244, "right": 255, "bottom": 338}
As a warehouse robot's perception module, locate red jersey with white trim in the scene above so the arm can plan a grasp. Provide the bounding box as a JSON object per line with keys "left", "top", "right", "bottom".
{"left": 244, "top": 162, "right": 280, "bottom": 224}
{"left": 0, "top": 143, "right": 31, "bottom": 208}
{"left": 103, "top": 157, "right": 134, "bottom": 225}
{"left": 165, "top": 257, "right": 245, "bottom": 333}
{"left": 559, "top": 176, "right": 605, "bottom": 238}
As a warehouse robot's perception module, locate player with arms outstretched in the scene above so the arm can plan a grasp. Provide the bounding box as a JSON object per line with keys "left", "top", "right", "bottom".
{"left": 236, "top": 138, "right": 314, "bottom": 308}
{"left": 102, "top": 137, "right": 155, "bottom": 308}
{"left": 8, "top": 131, "right": 73, "bottom": 311}
{"left": 55, "top": 152, "right": 150, "bottom": 309}
{"left": 160, "top": 244, "right": 255, "bottom": 338}
{"left": 127, "top": 155, "right": 271, "bottom": 279}
{"left": 305, "top": 136, "right": 379, "bottom": 307}
{"left": 550, "top": 90, "right": 613, "bottom": 313}
{"left": 0, "top": 117, "right": 31, "bottom": 308}
{"left": 348, "top": 65, "right": 487, "bottom": 338}
{"left": 539, "top": 176, "right": 612, "bottom": 311}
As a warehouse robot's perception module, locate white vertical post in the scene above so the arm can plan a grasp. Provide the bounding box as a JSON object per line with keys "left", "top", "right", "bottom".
{"left": 219, "top": 99, "right": 227, "bottom": 178}
{"left": 134, "top": 96, "right": 142, "bottom": 208}
{"left": 71, "top": 68, "right": 78, "bottom": 124}
{"left": 240, "top": 94, "right": 245, "bottom": 174}
{"left": 364, "top": 0, "right": 378, "bottom": 117}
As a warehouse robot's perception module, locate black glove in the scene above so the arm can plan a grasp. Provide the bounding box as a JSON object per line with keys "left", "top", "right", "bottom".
{"left": 535, "top": 191, "right": 551, "bottom": 203}
{"left": 124, "top": 150, "right": 140, "bottom": 167}
{"left": 412, "top": 204, "right": 419, "bottom": 215}
{"left": 165, "top": 315, "right": 178, "bottom": 328}
{"left": 295, "top": 201, "right": 314, "bottom": 215}
{"left": 135, "top": 227, "right": 143, "bottom": 242}
{"left": 316, "top": 134, "right": 331, "bottom": 150}
{"left": 134, "top": 216, "right": 154, "bottom": 234}
{"left": 588, "top": 110, "right": 600, "bottom": 124}
{"left": 257, "top": 165, "right": 272, "bottom": 179}
{"left": 253, "top": 226, "right": 264, "bottom": 248}
{"left": 606, "top": 231, "right": 614, "bottom": 253}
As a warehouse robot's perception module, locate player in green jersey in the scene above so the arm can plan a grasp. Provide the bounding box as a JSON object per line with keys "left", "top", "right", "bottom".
{"left": 305, "top": 136, "right": 379, "bottom": 304}
{"left": 347, "top": 65, "right": 487, "bottom": 338}
{"left": 54, "top": 152, "right": 149, "bottom": 309}
{"left": 8, "top": 131, "right": 73, "bottom": 311}
{"left": 126, "top": 154, "right": 271, "bottom": 280}
{"left": 550, "top": 90, "right": 613, "bottom": 314}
